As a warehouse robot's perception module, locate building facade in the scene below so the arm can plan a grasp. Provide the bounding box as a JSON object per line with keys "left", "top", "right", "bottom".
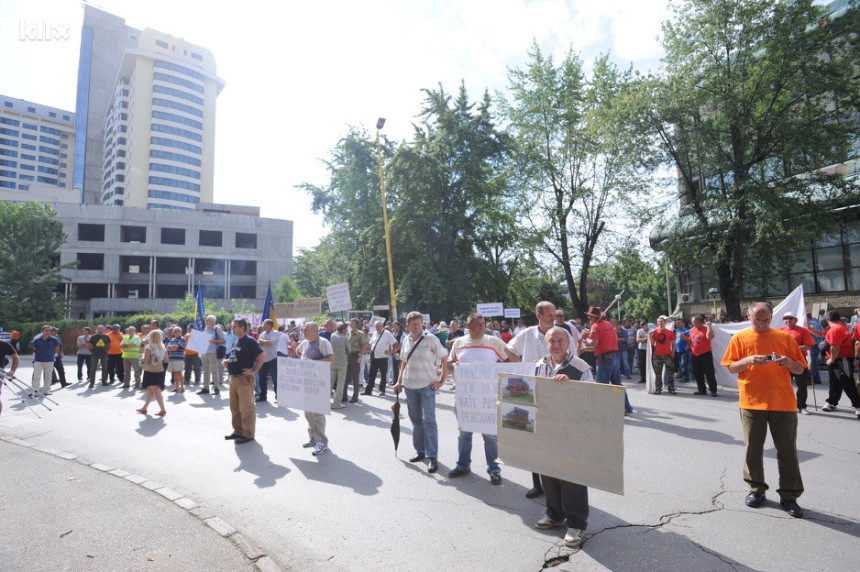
{"left": 0, "top": 95, "right": 75, "bottom": 194}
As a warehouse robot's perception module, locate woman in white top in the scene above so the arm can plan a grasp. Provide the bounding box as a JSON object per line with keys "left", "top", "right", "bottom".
{"left": 137, "top": 329, "right": 169, "bottom": 416}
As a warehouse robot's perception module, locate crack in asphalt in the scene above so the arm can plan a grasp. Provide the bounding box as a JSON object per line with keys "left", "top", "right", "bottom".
{"left": 804, "top": 426, "right": 860, "bottom": 455}
{"left": 539, "top": 468, "right": 736, "bottom": 570}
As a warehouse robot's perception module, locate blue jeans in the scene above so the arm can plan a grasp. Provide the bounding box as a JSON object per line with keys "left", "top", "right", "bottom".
{"left": 596, "top": 352, "right": 633, "bottom": 414}
{"left": 257, "top": 358, "right": 278, "bottom": 399}
{"left": 618, "top": 347, "right": 631, "bottom": 378}
{"left": 405, "top": 385, "right": 438, "bottom": 458}
{"left": 808, "top": 346, "right": 821, "bottom": 384}
{"left": 457, "top": 431, "right": 499, "bottom": 474}
{"left": 677, "top": 350, "right": 691, "bottom": 381}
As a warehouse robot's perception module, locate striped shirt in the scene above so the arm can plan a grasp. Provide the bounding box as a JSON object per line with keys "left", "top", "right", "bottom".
{"left": 450, "top": 334, "right": 508, "bottom": 364}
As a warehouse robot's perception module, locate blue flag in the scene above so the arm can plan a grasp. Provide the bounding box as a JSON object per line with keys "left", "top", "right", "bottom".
{"left": 262, "top": 284, "right": 276, "bottom": 324}
{"left": 193, "top": 286, "right": 205, "bottom": 330}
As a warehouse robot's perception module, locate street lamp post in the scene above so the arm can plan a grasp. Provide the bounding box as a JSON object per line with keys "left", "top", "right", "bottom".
{"left": 708, "top": 287, "right": 719, "bottom": 317}
{"left": 376, "top": 118, "right": 398, "bottom": 322}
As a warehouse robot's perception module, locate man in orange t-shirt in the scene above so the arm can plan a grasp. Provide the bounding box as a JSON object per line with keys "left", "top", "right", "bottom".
{"left": 722, "top": 302, "right": 807, "bottom": 518}
{"left": 106, "top": 324, "right": 125, "bottom": 385}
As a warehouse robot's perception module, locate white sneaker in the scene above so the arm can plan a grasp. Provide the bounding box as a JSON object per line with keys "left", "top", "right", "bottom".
{"left": 563, "top": 527, "right": 585, "bottom": 547}
{"left": 799, "top": 408, "right": 810, "bottom": 415}
{"left": 821, "top": 403, "right": 837, "bottom": 412}
{"left": 332, "top": 403, "right": 346, "bottom": 410}
{"left": 536, "top": 516, "right": 564, "bottom": 529}
{"left": 312, "top": 442, "right": 328, "bottom": 456}
{"left": 302, "top": 439, "right": 315, "bottom": 448}
{"left": 855, "top": 408, "right": 860, "bottom": 419}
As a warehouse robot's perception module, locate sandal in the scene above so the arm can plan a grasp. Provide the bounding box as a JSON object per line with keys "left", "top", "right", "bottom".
{"left": 136, "top": 408, "right": 147, "bottom": 414}
{"left": 155, "top": 410, "right": 167, "bottom": 416}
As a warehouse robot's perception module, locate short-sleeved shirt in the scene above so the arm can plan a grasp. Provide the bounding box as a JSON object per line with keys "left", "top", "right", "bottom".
{"left": 853, "top": 323, "right": 860, "bottom": 345}
{"left": 651, "top": 328, "right": 675, "bottom": 356}
{"left": 589, "top": 320, "right": 617, "bottom": 357}
{"left": 348, "top": 329, "right": 368, "bottom": 353}
{"left": 779, "top": 326, "right": 814, "bottom": 351}
{"left": 31, "top": 335, "right": 61, "bottom": 362}
{"left": 507, "top": 325, "right": 569, "bottom": 363}
{"left": 297, "top": 337, "right": 333, "bottom": 361}
{"left": 721, "top": 327, "right": 807, "bottom": 411}
{"left": 636, "top": 328, "right": 649, "bottom": 350}
{"left": 616, "top": 329, "right": 627, "bottom": 351}
{"left": 166, "top": 336, "right": 186, "bottom": 361}
{"left": 400, "top": 333, "right": 446, "bottom": 389}
{"left": 226, "top": 335, "right": 263, "bottom": 376}
{"left": 107, "top": 331, "right": 124, "bottom": 355}
{"left": 675, "top": 328, "right": 690, "bottom": 351}
{"left": 0, "top": 340, "right": 18, "bottom": 364}
{"left": 687, "top": 327, "right": 713, "bottom": 356}
{"left": 329, "top": 332, "right": 350, "bottom": 366}
{"left": 89, "top": 334, "right": 111, "bottom": 355}
{"left": 204, "top": 326, "right": 224, "bottom": 355}
{"left": 824, "top": 322, "right": 852, "bottom": 359}
{"left": 369, "top": 329, "right": 397, "bottom": 359}
{"left": 450, "top": 334, "right": 509, "bottom": 364}
{"left": 258, "top": 329, "right": 282, "bottom": 362}
{"left": 76, "top": 335, "right": 92, "bottom": 356}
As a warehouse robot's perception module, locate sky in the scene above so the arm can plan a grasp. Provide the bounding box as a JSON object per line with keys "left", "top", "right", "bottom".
{"left": 0, "top": 0, "right": 676, "bottom": 252}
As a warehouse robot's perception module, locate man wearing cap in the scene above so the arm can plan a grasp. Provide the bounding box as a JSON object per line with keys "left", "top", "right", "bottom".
{"left": 584, "top": 306, "right": 634, "bottom": 414}
{"left": 106, "top": 324, "right": 125, "bottom": 385}
{"left": 778, "top": 312, "right": 814, "bottom": 415}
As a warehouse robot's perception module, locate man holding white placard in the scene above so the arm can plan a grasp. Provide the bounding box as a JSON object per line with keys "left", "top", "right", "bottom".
{"left": 296, "top": 322, "right": 335, "bottom": 456}
{"left": 449, "top": 313, "right": 520, "bottom": 485}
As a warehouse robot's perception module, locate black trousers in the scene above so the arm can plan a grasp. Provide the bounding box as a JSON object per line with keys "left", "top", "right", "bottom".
{"left": 541, "top": 474, "right": 589, "bottom": 530}
{"left": 107, "top": 354, "right": 124, "bottom": 382}
{"left": 691, "top": 351, "right": 718, "bottom": 393}
{"left": 791, "top": 369, "right": 809, "bottom": 410}
{"left": 638, "top": 349, "right": 647, "bottom": 383}
{"left": 365, "top": 356, "right": 388, "bottom": 394}
{"left": 826, "top": 359, "right": 859, "bottom": 408}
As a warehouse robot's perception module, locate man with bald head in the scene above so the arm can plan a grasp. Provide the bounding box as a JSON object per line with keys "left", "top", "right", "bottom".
{"left": 722, "top": 302, "right": 807, "bottom": 518}
{"left": 533, "top": 326, "right": 593, "bottom": 547}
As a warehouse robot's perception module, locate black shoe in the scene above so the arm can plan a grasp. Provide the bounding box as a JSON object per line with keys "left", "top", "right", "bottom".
{"left": 379, "top": 391, "right": 386, "bottom": 396}
{"left": 745, "top": 491, "right": 766, "bottom": 508}
{"left": 780, "top": 498, "right": 804, "bottom": 518}
{"left": 655, "top": 389, "right": 662, "bottom": 394}
{"left": 448, "top": 467, "right": 471, "bottom": 478}
{"left": 197, "top": 388, "right": 209, "bottom": 394}
{"left": 490, "top": 473, "right": 502, "bottom": 485}
{"left": 88, "top": 383, "right": 94, "bottom": 389}
{"left": 710, "top": 392, "right": 718, "bottom": 397}
{"left": 340, "top": 396, "right": 348, "bottom": 402}
{"left": 409, "top": 453, "right": 425, "bottom": 463}
{"left": 427, "top": 458, "right": 438, "bottom": 473}
{"left": 213, "top": 388, "right": 220, "bottom": 395}
{"left": 60, "top": 381, "right": 70, "bottom": 388}
{"left": 362, "top": 390, "right": 372, "bottom": 396}
{"left": 668, "top": 387, "right": 676, "bottom": 394}
{"left": 693, "top": 391, "right": 706, "bottom": 395}
{"left": 224, "top": 433, "right": 241, "bottom": 440}
{"left": 255, "top": 396, "right": 266, "bottom": 402}
{"left": 234, "top": 436, "right": 254, "bottom": 444}
{"left": 526, "top": 486, "right": 544, "bottom": 499}
{"left": 349, "top": 397, "right": 358, "bottom": 403}
{"left": 637, "top": 380, "right": 646, "bottom": 383}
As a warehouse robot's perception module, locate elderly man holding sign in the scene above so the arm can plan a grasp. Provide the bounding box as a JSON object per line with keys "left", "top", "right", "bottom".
{"left": 533, "top": 326, "right": 594, "bottom": 547}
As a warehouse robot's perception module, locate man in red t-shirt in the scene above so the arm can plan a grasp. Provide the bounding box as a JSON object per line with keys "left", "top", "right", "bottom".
{"left": 778, "top": 312, "right": 814, "bottom": 414}
{"left": 584, "top": 306, "right": 633, "bottom": 414}
{"left": 681, "top": 314, "right": 718, "bottom": 396}
{"left": 650, "top": 316, "right": 676, "bottom": 394}
{"left": 821, "top": 310, "right": 860, "bottom": 417}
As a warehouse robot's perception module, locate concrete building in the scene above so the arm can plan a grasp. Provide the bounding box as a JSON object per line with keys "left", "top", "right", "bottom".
{"left": 55, "top": 202, "right": 292, "bottom": 319}
{"left": 0, "top": 95, "right": 75, "bottom": 193}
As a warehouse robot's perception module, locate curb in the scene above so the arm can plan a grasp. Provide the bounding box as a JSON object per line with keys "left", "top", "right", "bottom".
{"left": 0, "top": 434, "right": 283, "bottom": 572}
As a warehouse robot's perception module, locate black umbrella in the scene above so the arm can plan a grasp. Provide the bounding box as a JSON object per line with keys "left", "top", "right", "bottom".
{"left": 390, "top": 393, "right": 401, "bottom": 455}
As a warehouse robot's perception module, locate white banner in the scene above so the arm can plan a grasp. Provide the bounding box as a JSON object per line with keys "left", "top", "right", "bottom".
{"left": 276, "top": 357, "right": 331, "bottom": 415}
{"left": 454, "top": 362, "right": 536, "bottom": 434}
{"left": 645, "top": 284, "right": 807, "bottom": 391}
{"left": 504, "top": 308, "right": 521, "bottom": 318}
{"left": 477, "top": 302, "right": 504, "bottom": 317}
{"left": 326, "top": 283, "right": 352, "bottom": 313}
{"left": 186, "top": 328, "right": 211, "bottom": 354}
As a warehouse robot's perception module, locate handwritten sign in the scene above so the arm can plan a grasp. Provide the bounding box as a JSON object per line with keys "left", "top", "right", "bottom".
{"left": 504, "top": 308, "right": 521, "bottom": 318}
{"left": 275, "top": 303, "right": 295, "bottom": 319}
{"left": 477, "top": 302, "right": 504, "bottom": 317}
{"left": 326, "top": 283, "right": 352, "bottom": 312}
{"left": 293, "top": 297, "right": 323, "bottom": 318}
{"left": 277, "top": 357, "right": 331, "bottom": 415}
{"left": 454, "top": 362, "right": 535, "bottom": 434}
{"left": 498, "top": 373, "right": 625, "bottom": 495}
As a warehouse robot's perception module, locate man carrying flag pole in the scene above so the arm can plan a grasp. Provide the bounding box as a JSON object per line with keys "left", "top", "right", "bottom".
{"left": 256, "top": 284, "right": 281, "bottom": 403}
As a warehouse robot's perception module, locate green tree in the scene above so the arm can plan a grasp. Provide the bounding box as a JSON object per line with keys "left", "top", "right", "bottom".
{"left": 0, "top": 202, "right": 73, "bottom": 322}
{"left": 588, "top": 245, "right": 671, "bottom": 320}
{"left": 387, "top": 83, "right": 512, "bottom": 319}
{"left": 173, "top": 291, "right": 218, "bottom": 315}
{"left": 641, "top": 0, "right": 859, "bottom": 319}
{"left": 274, "top": 275, "right": 303, "bottom": 302}
{"left": 502, "top": 45, "right": 651, "bottom": 320}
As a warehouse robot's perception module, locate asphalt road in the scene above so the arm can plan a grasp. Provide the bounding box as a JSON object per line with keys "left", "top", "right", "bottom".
{"left": 1, "top": 360, "right": 858, "bottom": 571}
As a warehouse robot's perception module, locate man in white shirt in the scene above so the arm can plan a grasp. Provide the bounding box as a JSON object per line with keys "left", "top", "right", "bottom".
{"left": 449, "top": 313, "right": 520, "bottom": 485}
{"left": 296, "top": 322, "right": 334, "bottom": 456}
{"left": 363, "top": 320, "right": 399, "bottom": 397}
{"left": 256, "top": 319, "right": 282, "bottom": 403}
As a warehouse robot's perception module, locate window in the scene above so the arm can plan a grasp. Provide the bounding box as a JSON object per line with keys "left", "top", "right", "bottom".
{"left": 156, "top": 284, "right": 187, "bottom": 299}
{"left": 119, "top": 255, "right": 150, "bottom": 274}
{"left": 78, "top": 223, "right": 105, "bottom": 242}
{"left": 230, "top": 259, "right": 257, "bottom": 275}
{"left": 151, "top": 121, "right": 202, "bottom": 140}
{"left": 152, "top": 85, "right": 204, "bottom": 105}
{"left": 74, "top": 283, "right": 108, "bottom": 300}
{"left": 199, "top": 230, "right": 222, "bottom": 247}
{"left": 120, "top": 225, "right": 146, "bottom": 243}
{"left": 155, "top": 39, "right": 169, "bottom": 49}
{"left": 152, "top": 98, "right": 202, "bottom": 118}
{"left": 191, "top": 52, "right": 203, "bottom": 61}
{"left": 157, "top": 256, "right": 189, "bottom": 274}
{"left": 148, "top": 177, "right": 200, "bottom": 192}
{"left": 0, "top": 117, "right": 20, "bottom": 126}
{"left": 230, "top": 285, "right": 256, "bottom": 298}
{"left": 150, "top": 150, "right": 201, "bottom": 166}
{"left": 235, "top": 233, "right": 257, "bottom": 249}
{"left": 149, "top": 162, "right": 200, "bottom": 178}
{"left": 161, "top": 227, "right": 185, "bottom": 245}
{"left": 76, "top": 253, "right": 104, "bottom": 270}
